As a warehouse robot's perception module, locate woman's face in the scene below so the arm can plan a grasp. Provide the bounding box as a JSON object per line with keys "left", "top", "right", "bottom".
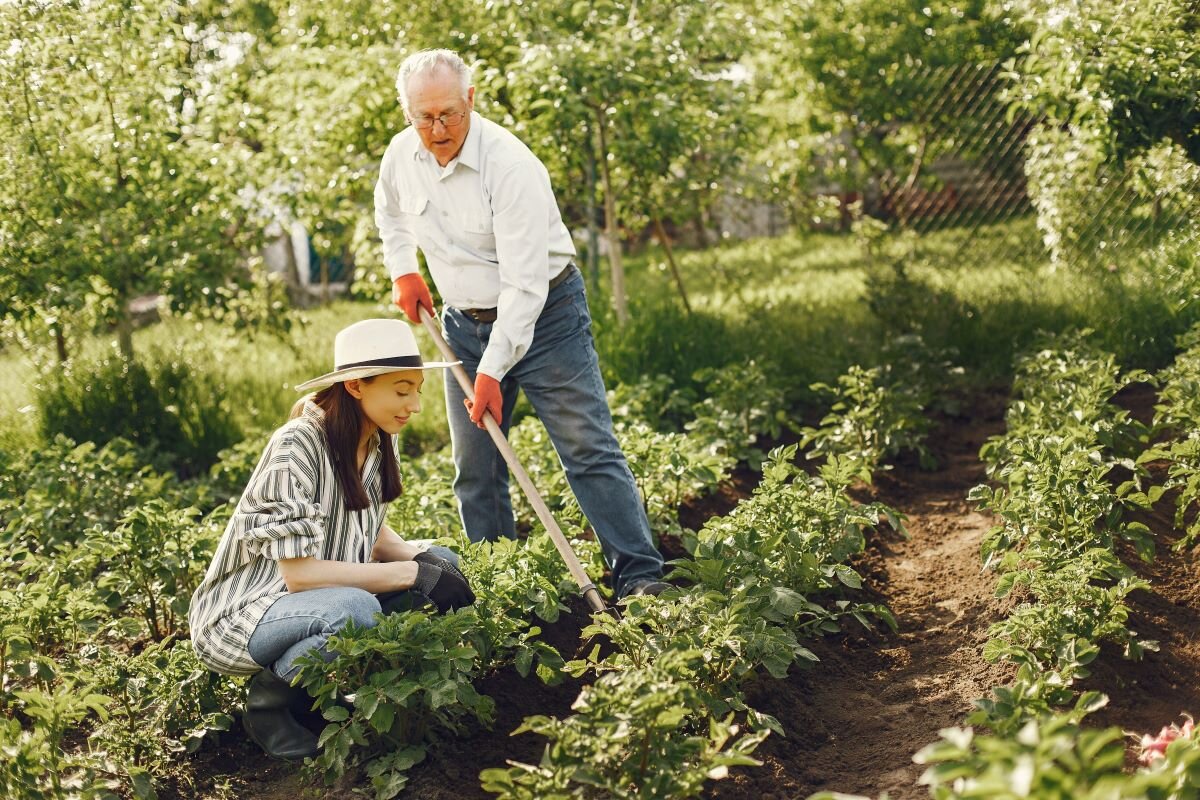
{"left": 350, "top": 370, "right": 424, "bottom": 436}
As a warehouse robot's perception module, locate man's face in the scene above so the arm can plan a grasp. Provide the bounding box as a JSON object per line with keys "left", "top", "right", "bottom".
{"left": 406, "top": 69, "right": 475, "bottom": 167}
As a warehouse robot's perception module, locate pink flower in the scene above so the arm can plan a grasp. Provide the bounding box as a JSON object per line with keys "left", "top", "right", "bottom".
{"left": 1136, "top": 714, "right": 1196, "bottom": 766}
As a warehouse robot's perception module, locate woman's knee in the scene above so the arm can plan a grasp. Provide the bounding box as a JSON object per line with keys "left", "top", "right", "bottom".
{"left": 326, "top": 587, "right": 383, "bottom": 631}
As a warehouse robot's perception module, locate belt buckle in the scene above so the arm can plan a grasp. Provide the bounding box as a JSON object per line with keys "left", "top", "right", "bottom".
{"left": 465, "top": 307, "right": 497, "bottom": 323}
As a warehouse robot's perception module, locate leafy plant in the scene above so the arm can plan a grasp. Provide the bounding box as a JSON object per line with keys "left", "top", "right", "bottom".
{"left": 566, "top": 588, "right": 803, "bottom": 720}
{"left": 461, "top": 531, "right": 605, "bottom": 681}
{"left": 619, "top": 421, "right": 735, "bottom": 536}
{"left": 0, "top": 683, "right": 116, "bottom": 799}
{"left": 480, "top": 650, "right": 767, "bottom": 800}
{"left": 84, "top": 500, "right": 218, "bottom": 642}
{"left": 801, "top": 364, "right": 935, "bottom": 475}
{"left": 0, "top": 436, "right": 176, "bottom": 552}
{"left": 294, "top": 610, "right": 493, "bottom": 800}
{"left": 685, "top": 360, "right": 792, "bottom": 468}
{"left": 83, "top": 640, "right": 238, "bottom": 796}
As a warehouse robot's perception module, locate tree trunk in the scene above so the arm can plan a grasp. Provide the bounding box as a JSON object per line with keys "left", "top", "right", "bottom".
{"left": 594, "top": 111, "right": 629, "bottom": 325}
{"left": 652, "top": 216, "right": 691, "bottom": 315}
{"left": 280, "top": 227, "right": 307, "bottom": 307}
{"left": 320, "top": 253, "right": 330, "bottom": 304}
{"left": 116, "top": 312, "right": 134, "bottom": 361}
{"left": 54, "top": 325, "right": 68, "bottom": 364}
{"left": 584, "top": 142, "right": 602, "bottom": 294}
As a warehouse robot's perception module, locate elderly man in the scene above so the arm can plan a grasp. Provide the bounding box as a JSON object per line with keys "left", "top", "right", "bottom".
{"left": 373, "top": 48, "right": 668, "bottom": 598}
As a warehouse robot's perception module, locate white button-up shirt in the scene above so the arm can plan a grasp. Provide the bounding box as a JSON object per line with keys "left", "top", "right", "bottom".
{"left": 374, "top": 112, "right": 577, "bottom": 381}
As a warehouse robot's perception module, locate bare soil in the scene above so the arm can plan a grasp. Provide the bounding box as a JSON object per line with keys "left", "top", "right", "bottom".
{"left": 173, "top": 385, "right": 1200, "bottom": 800}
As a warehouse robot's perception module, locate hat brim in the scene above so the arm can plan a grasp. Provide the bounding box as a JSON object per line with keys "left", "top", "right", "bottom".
{"left": 294, "top": 360, "right": 460, "bottom": 393}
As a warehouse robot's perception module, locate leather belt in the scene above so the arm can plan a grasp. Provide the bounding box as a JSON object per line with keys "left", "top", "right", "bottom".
{"left": 461, "top": 263, "right": 576, "bottom": 323}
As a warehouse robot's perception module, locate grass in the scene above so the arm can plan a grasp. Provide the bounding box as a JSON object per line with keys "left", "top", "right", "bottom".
{"left": 2, "top": 217, "right": 1197, "bottom": 459}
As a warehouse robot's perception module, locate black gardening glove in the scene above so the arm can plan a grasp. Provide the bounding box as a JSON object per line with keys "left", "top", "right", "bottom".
{"left": 413, "top": 550, "right": 470, "bottom": 585}
{"left": 412, "top": 558, "right": 476, "bottom": 613}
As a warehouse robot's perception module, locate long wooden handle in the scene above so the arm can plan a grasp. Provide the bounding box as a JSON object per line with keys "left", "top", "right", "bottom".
{"left": 417, "top": 306, "right": 608, "bottom": 614}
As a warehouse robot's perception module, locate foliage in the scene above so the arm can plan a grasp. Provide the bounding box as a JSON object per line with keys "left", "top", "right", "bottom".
{"left": 801, "top": 364, "right": 935, "bottom": 475}
{"left": 1008, "top": 0, "right": 1200, "bottom": 266}
{"left": 749, "top": 0, "right": 1023, "bottom": 221}
{"left": 0, "top": 0, "right": 269, "bottom": 361}
{"left": 606, "top": 373, "right": 697, "bottom": 433}
{"left": 480, "top": 650, "right": 767, "bottom": 800}
{"left": 619, "top": 422, "right": 735, "bottom": 537}
{"left": 295, "top": 610, "right": 493, "bottom": 800}
{"left": 38, "top": 352, "right": 243, "bottom": 477}
{"left": 1140, "top": 324, "right": 1200, "bottom": 550}
{"left": 0, "top": 683, "right": 116, "bottom": 800}
{"left": 0, "top": 436, "right": 176, "bottom": 552}
{"left": 83, "top": 640, "right": 238, "bottom": 793}
{"left": 566, "top": 588, "right": 805, "bottom": 719}
{"left": 83, "top": 499, "right": 219, "bottom": 642}
{"left": 386, "top": 445, "right": 464, "bottom": 540}
{"left": 672, "top": 447, "right": 901, "bottom": 635}
{"left": 686, "top": 360, "right": 792, "bottom": 468}
{"left": 462, "top": 531, "right": 604, "bottom": 681}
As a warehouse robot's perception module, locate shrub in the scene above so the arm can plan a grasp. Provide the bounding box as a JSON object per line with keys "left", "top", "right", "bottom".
{"left": 36, "top": 353, "right": 240, "bottom": 477}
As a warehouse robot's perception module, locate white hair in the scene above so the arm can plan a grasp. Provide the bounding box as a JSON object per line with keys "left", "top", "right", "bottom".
{"left": 396, "top": 49, "right": 472, "bottom": 112}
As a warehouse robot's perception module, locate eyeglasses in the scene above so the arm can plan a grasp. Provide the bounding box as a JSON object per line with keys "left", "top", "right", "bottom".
{"left": 409, "top": 111, "right": 468, "bottom": 130}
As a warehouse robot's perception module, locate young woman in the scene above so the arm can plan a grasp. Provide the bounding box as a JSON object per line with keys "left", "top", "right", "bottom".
{"left": 188, "top": 318, "right": 474, "bottom": 761}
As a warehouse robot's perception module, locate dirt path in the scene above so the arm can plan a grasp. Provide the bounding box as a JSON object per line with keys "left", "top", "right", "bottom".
{"left": 709, "top": 393, "right": 1014, "bottom": 800}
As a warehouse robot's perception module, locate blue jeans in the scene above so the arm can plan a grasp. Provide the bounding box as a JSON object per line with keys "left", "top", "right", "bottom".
{"left": 442, "top": 267, "right": 663, "bottom": 596}
{"left": 247, "top": 546, "right": 459, "bottom": 681}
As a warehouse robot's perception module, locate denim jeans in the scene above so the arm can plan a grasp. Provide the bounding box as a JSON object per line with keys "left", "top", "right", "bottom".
{"left": 441, "top": 267, "right": 664, "bottom": 595}
{"left": 247, "top": 546, "right": 459, "bottom": 681}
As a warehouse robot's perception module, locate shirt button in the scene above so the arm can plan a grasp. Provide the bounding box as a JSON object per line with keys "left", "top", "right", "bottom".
{"left": 441, "top": 211, "right": 448, "bottom": 217}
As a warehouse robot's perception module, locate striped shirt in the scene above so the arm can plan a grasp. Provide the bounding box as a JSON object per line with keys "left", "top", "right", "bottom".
{"left": 188, "top": 402, "right": 389, "bottom": 675}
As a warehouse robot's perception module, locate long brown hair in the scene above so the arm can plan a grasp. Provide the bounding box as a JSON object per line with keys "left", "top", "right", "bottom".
{"left": 290, "top": 379, "right": 403, "bottom": 511}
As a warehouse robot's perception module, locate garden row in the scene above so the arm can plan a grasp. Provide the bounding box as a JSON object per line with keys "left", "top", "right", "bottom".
{"left": 815, "top": 331, "right": 1200, "bottom": 799}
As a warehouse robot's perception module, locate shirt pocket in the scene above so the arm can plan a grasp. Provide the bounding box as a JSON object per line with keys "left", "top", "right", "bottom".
{"left": 458, "top": 213, "right": 496, "bottom": 254}
{"left": 398, "top": 196, "right": 428, "bottom": 218}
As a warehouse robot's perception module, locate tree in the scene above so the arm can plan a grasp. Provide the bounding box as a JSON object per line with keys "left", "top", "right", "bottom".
{"left": 0, "top": 0, "right": 264, "bottom": 362}
{"left": 489, "top": 0, "right": 755, "bottom": 323}
{"left": 1007, "top": 0, "right": 1200, "bottom": 266}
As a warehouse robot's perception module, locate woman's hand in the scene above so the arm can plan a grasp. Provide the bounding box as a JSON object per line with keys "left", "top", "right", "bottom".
{"left": 411, "top": 558, "right": 476, "bottom": 613}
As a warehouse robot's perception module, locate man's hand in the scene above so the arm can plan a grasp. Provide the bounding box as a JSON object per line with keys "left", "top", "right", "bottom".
{"left": 392, "top": 273, "right": 434, "bottom": 323}
{"left": 464, "top": 373, "right": 502, "bottom": 429}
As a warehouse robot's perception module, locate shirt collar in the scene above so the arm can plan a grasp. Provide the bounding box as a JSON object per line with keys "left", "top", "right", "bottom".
{"left": 455, "top": 112, "right": 483, "bottom": 172}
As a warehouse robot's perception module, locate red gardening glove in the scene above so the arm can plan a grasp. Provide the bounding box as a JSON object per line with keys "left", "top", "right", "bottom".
{"left": 392, "top": 273, "right": 434, "bottom": 323}
{"left": 465, "top": 373, "right": 502, "bottom": 429}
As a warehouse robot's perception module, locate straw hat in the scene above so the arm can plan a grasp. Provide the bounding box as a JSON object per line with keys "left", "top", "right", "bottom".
{"left": 294, "top": 318, "right": 458, "bottom": 393}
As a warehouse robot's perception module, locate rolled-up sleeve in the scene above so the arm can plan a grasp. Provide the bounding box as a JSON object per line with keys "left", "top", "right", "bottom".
{"left": 478, "top": 162, "right": 554, "bottom": 381}
{"left": 238, "top": 433, "right": 326, "bottom": 561}
{"left": 375, "top": 141, "right": 422, "bottom": 282}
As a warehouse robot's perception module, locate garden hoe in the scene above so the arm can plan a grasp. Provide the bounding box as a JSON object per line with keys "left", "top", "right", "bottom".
{"left": 417, "top": 306, "right": 612, "bottom": 616}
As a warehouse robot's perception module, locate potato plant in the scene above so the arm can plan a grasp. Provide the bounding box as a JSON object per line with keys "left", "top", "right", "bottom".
{"left": 685, "top": 360, "right": 792, "bottom": 468}
{"left": 480, "top": 651, "right": 768, "bottom": 800}
{"left": 294, "top": 610, "right": 493, "bottom": 800}
{"left": 801, "top": 363, "right": 936, "bottom": 475}
{"left": 619, "top": 421, "right": 734, "bottom": 536}
{"left": 84, "top": 500, "right": 218, "bottom": 642}
{"left": 0, "top": 435, "right": 176, "bottom": 552}
{"left": 1140, "top": 324, "right": 1200, "bottom": 551}
{"left": 461, "top": 530, "right": 604, "bottom": 681}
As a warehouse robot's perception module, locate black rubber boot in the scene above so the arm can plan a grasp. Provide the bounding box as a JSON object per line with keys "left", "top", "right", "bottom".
{"left": 242, "top": 669, "right": 320, "bottom": 761}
